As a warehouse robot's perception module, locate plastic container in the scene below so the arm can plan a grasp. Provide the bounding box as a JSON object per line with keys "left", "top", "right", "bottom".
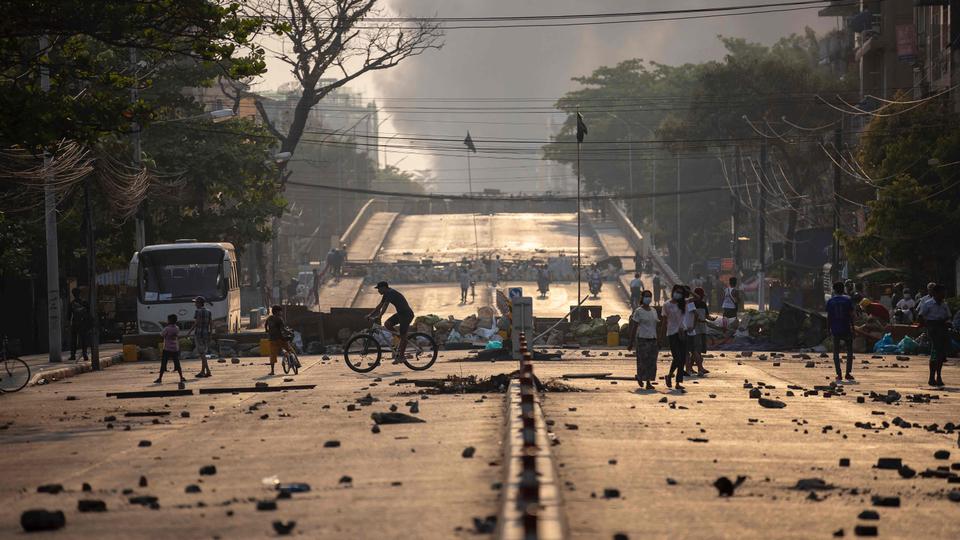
{"left": 123, "top": 344, "right": 139, "bottom": 362}
{"left": 259, "top": 338, "right": 272, "bottom": 356}
{"left": 607, "top": 331, "right": 620, "bottom": 346}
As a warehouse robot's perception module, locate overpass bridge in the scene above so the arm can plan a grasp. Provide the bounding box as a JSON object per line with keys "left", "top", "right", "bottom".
{"left": 319, "top": 198, "right": 681, "bottom": 320}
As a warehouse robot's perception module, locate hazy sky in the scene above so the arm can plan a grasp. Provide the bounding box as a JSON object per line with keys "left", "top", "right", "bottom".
{"left": 254, "top": 1, "right": 837, "bottom": 193}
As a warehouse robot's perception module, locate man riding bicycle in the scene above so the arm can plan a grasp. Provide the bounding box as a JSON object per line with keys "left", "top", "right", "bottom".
{"left": 367, "top": 281, "right": 414, "bottom": 364}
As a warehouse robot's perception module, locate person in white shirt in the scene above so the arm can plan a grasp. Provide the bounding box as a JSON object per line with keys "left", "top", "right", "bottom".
{"left": 663, "top": 285, "right": 689, "bottom": 391}
{"left": 894, "top": 290, "right": 915, "bottom": 324}
{"left": 721, "top": 276, "right": 741, "bottom": 318}
{"left": 918, "top": 284, "right": 952, "bottom": 387}
{"left": 626, "top": 289, "right": 660, "bottom": 390}
{"left": 629, "top": 273, "right": 644, "bottom": 309}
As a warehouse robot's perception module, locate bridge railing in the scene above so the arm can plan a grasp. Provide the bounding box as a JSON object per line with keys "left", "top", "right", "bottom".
{"left": 603, "top": 199, "right": 682, "bottom": 287}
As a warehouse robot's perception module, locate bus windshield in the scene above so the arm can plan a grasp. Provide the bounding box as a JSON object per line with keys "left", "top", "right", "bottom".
{"left": 139, "top": 248, "right": 226, "bottom": 303}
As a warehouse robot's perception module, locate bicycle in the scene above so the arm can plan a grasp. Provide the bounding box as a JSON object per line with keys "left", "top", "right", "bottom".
{"left": 343, "top": 323, "right": 438, "bottom": 373}
{"left": 279, "top": 329, "right": 301, "bottom": 375}
{"left": 1, "top": 336, "right": 30, "bottom": 393}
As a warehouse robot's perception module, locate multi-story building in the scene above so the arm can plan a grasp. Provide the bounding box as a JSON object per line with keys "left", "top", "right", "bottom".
{"left": 256, "top": 82, "right": 380, "bottom": 283}
{"left": 820, "top": 0, "right": 957, "bottom": 112}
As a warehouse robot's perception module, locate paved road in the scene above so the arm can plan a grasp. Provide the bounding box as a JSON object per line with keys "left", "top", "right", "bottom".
{"left": 1, "top": 354, "right": 502, "bottom": 539}
{"left": 378, "top": 213, "right": 605, "bottom": 263}
{"left": 353, "top": 281, "right": 631, "bottom": 319}
{"left": 3, "top": 350, "right": 957, "bottom": 538}
{"left": 345, "top": 212, "right": 398, "bottom": 262}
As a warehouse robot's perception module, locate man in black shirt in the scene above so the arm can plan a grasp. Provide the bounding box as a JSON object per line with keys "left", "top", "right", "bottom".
{"left": 368, "top": 281, "right": 415, "bottom": 364}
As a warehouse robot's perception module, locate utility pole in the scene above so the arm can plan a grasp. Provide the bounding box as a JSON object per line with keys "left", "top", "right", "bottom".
{"left": 626, "top": 125, "right": 634, "bottom": 223}
{"left": 733, "top": 146, "right": 742, "bottom": 273}
{"left": 831, "top": 127, "right": 842, "bottom": 282}
{"left": 40, "top": 35, "right": 63, "bottom": 363}
{"left": 675, "top": 155, "right": 681, "bottom": 275}
{"left": 131, "top": 47, "right": 145, "bottom": 251}
{"left": 651, "top": 157, "right": 657, "bottom": 247}
{"left": 84, "top": 180, "right": 100, "bottom": 369}
{"left": 758, "top": 140, "right": 768, "bottom": 312}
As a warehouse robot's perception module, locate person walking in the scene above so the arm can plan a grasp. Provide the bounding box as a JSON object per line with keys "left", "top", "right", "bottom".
{"left": 826, "top": 281, "right": 856, "bottom": 382}
{"left": 721, "top": 276, "right": 741, "bottom": 318}
{"left": 692, "top": 287, "right": 715, "bottom": 375}
{"left": 67, "top": 288, "right": 91, "bottom": 362}
{"left": 652, "top": 272, "right": 663, "bottom": 306}
{"left": 918, "top": 284, "right": 951, "bottom": 387}
{"left": 264, "top": 305, "right": 292, "bottom": 376}
{"left": 459, "top": 266, "right": 471, "bottom": 303}
{"left": 663, "top": 285, "right": 688, "bottom": 391}
{"left": 186, "top": 296, "right": 213, "bottom": 378}
{"left": 154, "top": 314, "right": 185, "bottom": 384}
{"left": 536, "top": 265, "right": 550, "bottom": 298}
{"left": 629, "top": 272, "right": 644, "bottom": 309}
{"left": 683, "top": 288, "right": 701, "bottom": 377}
{"left": 627, "top": 290, "right": 659, "bottom": 390}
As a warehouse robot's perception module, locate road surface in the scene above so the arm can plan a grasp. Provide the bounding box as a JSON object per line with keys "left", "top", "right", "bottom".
{"left": 352, "top": 281, "right": 631, "bottom": 319}
{"left": 2, "top": 350, "right": 957, "bottom": 538}
{"left": 378, "top": 213, "right": 606, "bottom": 263}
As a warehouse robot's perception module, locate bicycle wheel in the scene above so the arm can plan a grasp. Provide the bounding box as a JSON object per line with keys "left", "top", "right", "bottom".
{"left": 401, "top": 332, "right": 438, "bottom": 371}
{"left": 343, "top": 334, "right": 382, "bottom": 373}
{"left": 281, "top": 351, "right": 291, "bottom": 374}
{"left": 0, "top": 358, "right": 30, "bottom": 392}
{"left": 289, "top": 350, "right": 300, "bottom": 375}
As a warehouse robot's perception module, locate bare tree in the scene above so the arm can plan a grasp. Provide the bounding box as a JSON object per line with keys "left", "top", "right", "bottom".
{"left": 250, "top": 0, "right": 443, "bottom": 154}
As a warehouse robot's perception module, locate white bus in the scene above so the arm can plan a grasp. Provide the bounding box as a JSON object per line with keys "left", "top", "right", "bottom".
{"left": 127, "top": 241, "right": 242, "bottom": 334}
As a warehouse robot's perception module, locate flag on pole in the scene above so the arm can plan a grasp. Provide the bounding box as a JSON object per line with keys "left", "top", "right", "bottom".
{"left": 576, "top": 112, "right": 588, "bottom": 143}
{"left": 463, "top": 132, "right": 477, "bottom": 153}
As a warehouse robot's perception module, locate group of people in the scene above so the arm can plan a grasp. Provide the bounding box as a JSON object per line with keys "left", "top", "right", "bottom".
{"left": 153, "top": 296, "right": 213, "bottom": 384}
{"left": 626, "top": 277, "right": 739, "bottom": 391}
{"left": 828, "top": 280, "right": 955, "bottom": 386}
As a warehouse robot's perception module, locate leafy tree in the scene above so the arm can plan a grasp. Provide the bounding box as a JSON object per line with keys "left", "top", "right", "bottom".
{"left": 0, "top": 0, "right": 267, "bottom": 150}
{"left": 844, "top": 175, "right": 960, "bottom": 282}
{"left": 374, "top": 164, "right": 425, "bottom": 194}
{"left": 846, "top": 98, "right": 960, "bottom": 285}
{"left": 248, "top": 0, "right": 442, "bottom": 155}
{"left": 143, "top": 118, "right": 285, "bottom": 253}
{"left": 547, "top": 30, "right": 855, "bottom": 277}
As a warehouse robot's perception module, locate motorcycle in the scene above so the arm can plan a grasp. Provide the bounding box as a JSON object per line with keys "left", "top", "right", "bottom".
{"left": 588, "top": 278, "right": 602, "bottom": 297}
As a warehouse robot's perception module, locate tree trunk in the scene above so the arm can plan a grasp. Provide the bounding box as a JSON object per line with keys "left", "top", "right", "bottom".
{"left": 280, "top": 88, "right": 317, "bottom": 155}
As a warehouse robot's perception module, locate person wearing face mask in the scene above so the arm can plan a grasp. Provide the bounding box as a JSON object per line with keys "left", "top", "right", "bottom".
{"left": 663, "top": 285, "right": 688, "bottom": 391}
{"left": 626, "top": 289, "right": 659, "bottom": 390}
{"left": 918, "top": 284, "right": 951, "bottom": 387}
{"left": 895, "top": 289, "right": 915, "bottom": 323}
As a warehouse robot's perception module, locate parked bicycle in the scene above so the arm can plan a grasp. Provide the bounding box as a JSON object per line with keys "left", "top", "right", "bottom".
{"left": 343, "top": 323, "right": 438, "bottom": 373}
{"left": 1, "top": 336, "right": 30, "bottom": 393}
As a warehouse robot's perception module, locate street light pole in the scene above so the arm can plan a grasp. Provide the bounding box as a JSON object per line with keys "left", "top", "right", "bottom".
{"left": 272, "top": 152, "right": 291, "bottom": 304}
{"left": 40, "top": 35, "right": 62, "bottom": 363}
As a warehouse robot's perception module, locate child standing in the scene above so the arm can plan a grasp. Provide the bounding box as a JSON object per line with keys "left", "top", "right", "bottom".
{"left": 155, "top": 314, "right": 186, "bottom": 384}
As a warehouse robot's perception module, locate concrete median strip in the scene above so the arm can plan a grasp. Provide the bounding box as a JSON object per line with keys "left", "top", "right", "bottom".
{"left": 496, "top": 351, "right": 567, "bottom": 539}
{"left": 29, "top": 352, "right": 124, "bottom": 387}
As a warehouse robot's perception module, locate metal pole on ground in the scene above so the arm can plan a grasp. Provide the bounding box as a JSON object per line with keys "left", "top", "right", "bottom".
{"left": 40, "top": 35, "right": 62, "bottom": 363}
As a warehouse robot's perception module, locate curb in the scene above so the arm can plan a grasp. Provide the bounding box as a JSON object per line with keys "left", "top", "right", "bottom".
{"left": 29, "top": 353, "right": 125, "bottom": 386}
{"left": 496, "top": 336, "right": 567, "bottom": 540}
